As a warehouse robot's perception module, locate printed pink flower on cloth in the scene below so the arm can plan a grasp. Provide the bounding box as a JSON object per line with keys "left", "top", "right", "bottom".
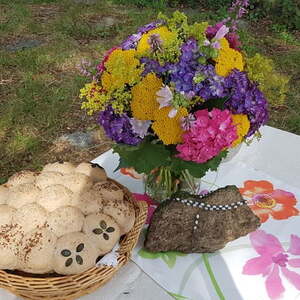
{"left": 243, "top": 230, "right": 300, "bottom": 299}
{"left": 239, "top": 180, "right": 299, "bottom": 223}
{"left": 133, "top": 193, "right": 157, "bottom": 224}
{"left": 176, "top": 108, "right": 238, "bottom": 163}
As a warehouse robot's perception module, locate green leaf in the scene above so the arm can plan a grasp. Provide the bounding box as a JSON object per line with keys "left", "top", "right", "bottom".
{"left": 170, "top": 151, "right": 228, "bottom": 178}
{"left": 138, "top": 248, "right": 161, "bottom": 259}
{"left": 113, "top": 141, "right": 171, "bottom": 174}
{"left": 0, "top": 178, "right": 7, "bottom": 185}
{"left": 161, "top": 251, "right": 187, "bottom": 268}
{"left": 167, "top": 292, "right": 189, "bottom": 300}
{"left": 198, "top": 97, "right": 229, "bottom": 111}
{"left": 138, "top": 249, "right": 186, "bottom": 268}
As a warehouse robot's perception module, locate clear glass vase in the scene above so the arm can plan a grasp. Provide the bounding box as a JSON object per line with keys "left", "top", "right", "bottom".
{"left": 144, "top": 168, "right": 201, "bottom": 204}
{"left": 143, "top": 146, "right": 242, "bottom": 203}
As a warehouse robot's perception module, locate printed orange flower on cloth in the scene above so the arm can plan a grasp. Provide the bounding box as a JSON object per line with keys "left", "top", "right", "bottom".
{"left": 239, "top": 180, "right": 299, "bottom": 223}
{"left": 120, "top": 167, "right": 144, "bottom": 180}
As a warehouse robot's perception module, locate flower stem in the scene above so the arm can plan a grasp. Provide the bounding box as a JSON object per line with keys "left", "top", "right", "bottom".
{"left": 202, "top": 253, "right": 225, "bottom": 300}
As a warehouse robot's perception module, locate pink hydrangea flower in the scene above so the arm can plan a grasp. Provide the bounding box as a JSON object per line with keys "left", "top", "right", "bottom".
{"left": 176, "top": 108, "right": 237, "bottom": 163}
{"left": 243, "top": 230, "right": 300, "bottom": 299}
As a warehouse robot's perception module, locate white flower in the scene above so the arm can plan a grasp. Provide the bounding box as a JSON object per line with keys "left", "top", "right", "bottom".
{"left": 130, "top": 119, "right": 151, "bottom": 138}
{"left": 156, "top": 85, "right": 173, "bottom": 109}
{"left": 204, "top": 25, "right": 229, "bottom": 49}
{"left": 214, "top": 25, "right": 229, "bottom": 40}
{"left": 156, "top": 85, "right": 178, "bottom": 118}
{"left": 168, "top": 108, "right": 178, "bottom": 118}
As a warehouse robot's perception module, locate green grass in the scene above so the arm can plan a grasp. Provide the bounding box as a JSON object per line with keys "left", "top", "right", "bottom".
{"left": 0, "top": 0, "right": 299, "bottom": 181}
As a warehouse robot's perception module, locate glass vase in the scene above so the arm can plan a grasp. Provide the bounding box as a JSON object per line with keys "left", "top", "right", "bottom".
{"left": 144, "top": 168, "right": 201, "bottom": 204}
{"left": 143, "top": 145, "right": 242, "bottom": 203}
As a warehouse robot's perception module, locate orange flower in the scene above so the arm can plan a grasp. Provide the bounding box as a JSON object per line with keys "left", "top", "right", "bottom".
{"left": 239, "top": 180, "right": 299, "bottom": 223}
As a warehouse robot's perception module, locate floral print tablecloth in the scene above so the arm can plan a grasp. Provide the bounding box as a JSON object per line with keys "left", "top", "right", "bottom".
{"left": 124, "top": 162, "right": 300, "bottom": 300}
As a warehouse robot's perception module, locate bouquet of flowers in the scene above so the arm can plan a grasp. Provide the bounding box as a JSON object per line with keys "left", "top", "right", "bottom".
{"left": 80, "top": 11, "right": 269, "bottom": 200}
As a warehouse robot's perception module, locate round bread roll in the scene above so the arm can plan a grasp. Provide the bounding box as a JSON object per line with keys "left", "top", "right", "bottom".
{"left": 35, "top": 171, "right": 64, "bottom": 190}
{"left": 103, "top": 199, "right": 135, "bottom": 235}
{"left": 19, "top": 228, "right": 57, "bottom": 274}
{"left": 93, "top": 181, "right": 124, "bottom": 202}
{"left": 6, "top": 171, "right": 37, "bottom": 187}
{"left": 37, "top": 185, "right": 74, "bottom": 212}
{"left": 47, "top": 206, "right": 84, "bottom": 237}
{"left": 43, "top": 161, "right": 75, "bottom": 174}
{"left": 74, "top": 190, "right": 103, "bottom": 215}
{"left": 83, "top": 213, "right": 120, "bottom": 253}
{"left": 0, "top": 205, "right": 16, "bottom": 227}
{"left": 0, "top": 185, "right": 9, "bottom": 205}
{"left": 7, "top": 183, "right": 41, "bottom": 209}
{"left": 13, "top": 203, "right": 48, "bottom": 233}
{"left": 53, "top": 232, "right": 98, "bottom": 275}
{"left": 75, "top": 163, "right": 107, "bottom": 183}
{"left": 61, "top": 173, "right": 93, "bottom": 194}
{"left": 0, "top": 224, "right": 24, "bottom": 270}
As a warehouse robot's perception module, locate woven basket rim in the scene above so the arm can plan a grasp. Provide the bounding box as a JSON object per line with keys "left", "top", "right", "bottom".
{"left": 0, "top": 178, "right": 148, "bottom": 299}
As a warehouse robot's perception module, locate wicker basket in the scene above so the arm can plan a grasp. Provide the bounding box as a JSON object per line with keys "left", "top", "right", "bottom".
{"left": 0, "top": 179, "right": 148, "bottom": 300}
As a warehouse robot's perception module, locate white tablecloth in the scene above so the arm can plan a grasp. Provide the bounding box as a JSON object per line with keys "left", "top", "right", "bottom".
{"left": 1, "top": 125, "right": 300, "bottom": 300}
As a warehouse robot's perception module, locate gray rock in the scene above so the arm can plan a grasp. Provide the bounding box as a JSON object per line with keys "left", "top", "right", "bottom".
{"left": 95, "top": 17, "right": 116, "bottom": 31}
{"left": 145, "top": 186, "right": 260, "bottom": 253}
{"left": 5, "top": 40, "right": 43, "bottom": 52}
{"left": 59, "top": 131, "right": 94, "bottom": 148}
{"left": 102, "top": 17, "right": 115, "bottom": 27}
{"left": 236, "top": 20, "right": 249, "bottom": 30}
{"left": 73, "top": 0, "right": 97, "bottom": 4}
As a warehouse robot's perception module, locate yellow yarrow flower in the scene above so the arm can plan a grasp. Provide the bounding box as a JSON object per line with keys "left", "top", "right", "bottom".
{"left": 215, "top": 38, "right": 244, "bottom": 77}
{"left": 136, "top": 26, "right": 178, "bottom": 57}
{"left": 245, "top": 54, "right": 289, "bottom": 107}
{"left": 101, "top": 49, "right": 142, "bottom": 92}
{"left": 131, "top": 73, "right": 163, "bottom": 120}
{"left": 152, "top": 107, "right": 188, "bottom": 145}
{"left": 231, "top": 114, "right": 250, "bottom": 147}
{"left": 80, "top": 82, "right": 108, "bottom": 115}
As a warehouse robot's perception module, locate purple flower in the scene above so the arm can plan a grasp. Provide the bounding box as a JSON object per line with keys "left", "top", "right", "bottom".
{"left": 227, "top": 0, "right": 250, "bottom": 32}
{"left": 229, "top": 0, "right": 249, "bottom": 11}
{"left": 225, "top": 32, "right": 242, "bottom": 51}
{"left": 215, "top": 25, "right": 230, "bottom": 40}
{"left": 206, "top": 22, "right": 224, "bottom": 39}
{"left": 194, "top": 64, "right": 227, "bottom": 100}
{"left": 129, "top": 119, "right": 151, "bottom": 138}
{"left": 121, "top": 33, "right": 142, "bottom": 50}
{"left": 140, "top": 57, "right": 170, "bottom": 77}
{"left": 121, "top": 21, "right": 162, "bottom": 50}
{"left": 167, "top": 39, "right": 227, "bottom": 100}
{"left": 148, "top": 33, "right": 163, "bottom": 52}
{"left": 98, "top": 106, "right": 141, "bottom": 145}
{"left": 77, "top": 59, "right": 93, "bottom": 78}
{"left": 238, "top": 7, "right": 247, "bottom": 18}
{"left": 181, "top": 114, "right": 196, "bottom": 131}
{"left": 204, "top": 24, "right": 230, "bottom": 50}
{"left": 168, "top": 38, "right": 203, "bottom": 94}
{"left": 224, "top": 70, "right": 269, "bottom": 137}
{"left": 206, "top": 22, "right": 241, "bottom": 50}
{"left": 138, "top": 20, "right": 162, "bottom": 34}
